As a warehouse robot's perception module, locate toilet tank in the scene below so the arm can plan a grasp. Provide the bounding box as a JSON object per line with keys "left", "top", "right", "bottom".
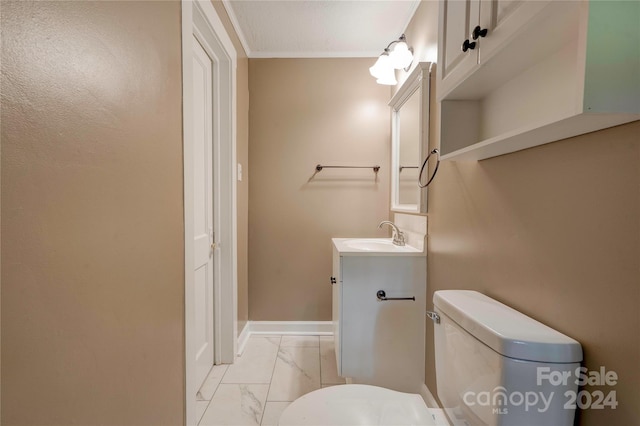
{"left": 433, "top": 290, "right": 583, "bottom": 426}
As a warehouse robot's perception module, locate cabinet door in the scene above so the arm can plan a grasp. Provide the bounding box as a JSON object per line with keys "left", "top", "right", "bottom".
{"left": 331, "top": 248, "right": 342, "bottom": 375}
{"left": 438, "top": 0, "right": 481, "bottom": 98}
{"left": 340, "top": 256, "right": 426, "bottom": 393}
{"left": 478, "top": 0, "right": 551, "bottom": 63}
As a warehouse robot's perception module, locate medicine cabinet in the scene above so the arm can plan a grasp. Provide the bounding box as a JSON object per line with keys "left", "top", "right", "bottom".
{"left": 390, "top": 62, "right": 434, "bottom": 213}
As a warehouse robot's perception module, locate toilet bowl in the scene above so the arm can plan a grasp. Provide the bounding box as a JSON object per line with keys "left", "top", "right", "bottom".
{"left": 278, "top": 384, "right": 445, "bottom": 426}
{"left": 280, "top": 290, "right": 582, "bottom": 426}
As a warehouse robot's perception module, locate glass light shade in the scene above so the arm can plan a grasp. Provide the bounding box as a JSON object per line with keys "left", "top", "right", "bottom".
{"left": 369, "top": 53, "right": 391, "bottom": 79}
{"left": 389, "top": 42, "right": 413, "bottom": 69}
{"left": 375, "top": 63, "right": 397, "bottom": 85}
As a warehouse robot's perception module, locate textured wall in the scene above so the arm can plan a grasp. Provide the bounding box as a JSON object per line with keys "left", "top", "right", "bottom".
{"left": 402, "top": 2, "right": 640, "bottom": 425}
{"left": 1, "top": 1, "right": 185, "bottom": 424}
{"left": 248, "top": 58, "right": 391, "bottom": 321}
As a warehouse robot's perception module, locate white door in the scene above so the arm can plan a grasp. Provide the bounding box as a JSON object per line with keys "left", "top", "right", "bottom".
{"left": 191, "top": 35, "right": 215, "bottom": 389}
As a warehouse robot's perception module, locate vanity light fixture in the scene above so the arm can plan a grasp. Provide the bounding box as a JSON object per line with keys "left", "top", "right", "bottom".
{"left": 369, "top": 34, "right": 414, "bottom": 86}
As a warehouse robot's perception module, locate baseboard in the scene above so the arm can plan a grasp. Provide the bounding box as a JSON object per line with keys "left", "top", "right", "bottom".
{"left": 236, "top": 321, "right": 333, "bottom": 355}
{"left": 420, "top": 383, "right": 439, "bottom": 408}
{"left": 237, "top": 322, "right": 251, "bottom": 356}
{"left": 249, "top": 321, "right": 333, "bottom": 335}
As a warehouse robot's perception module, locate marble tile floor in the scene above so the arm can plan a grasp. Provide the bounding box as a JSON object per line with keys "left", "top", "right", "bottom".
{"left": 197, "top": 335, "right": 346, "bottom": 426}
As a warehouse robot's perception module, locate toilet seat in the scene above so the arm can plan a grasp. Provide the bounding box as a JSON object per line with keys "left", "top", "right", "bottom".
{"left": 278, "top": 384, "right": 438, "bottom": 426}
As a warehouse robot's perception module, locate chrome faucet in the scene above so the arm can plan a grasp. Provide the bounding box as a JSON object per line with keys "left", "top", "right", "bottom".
{"left": 378, "top": 221, "right": 406, "bottom": 246}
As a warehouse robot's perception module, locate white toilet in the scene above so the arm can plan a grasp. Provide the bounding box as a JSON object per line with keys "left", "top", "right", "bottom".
{"left": 279, "top": 290, "right": 583, "bottom": 426}
{"left": 278, "top": 384, "right": 443, "bottom": 426}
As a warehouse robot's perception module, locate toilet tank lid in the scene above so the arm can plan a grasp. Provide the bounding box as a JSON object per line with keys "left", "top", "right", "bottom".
{"left": 433, "top": 290, "right": 583, "bottom": 363}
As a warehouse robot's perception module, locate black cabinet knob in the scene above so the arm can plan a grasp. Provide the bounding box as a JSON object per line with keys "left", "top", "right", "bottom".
{"left": 472, "top": 25, "right": 488, "bottom": 40}
{"left": 462, "top": 39, "right": 476, "bottom": 52}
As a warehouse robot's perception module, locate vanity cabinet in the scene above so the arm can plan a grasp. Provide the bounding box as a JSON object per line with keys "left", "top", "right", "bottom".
{"left": 331, "top": 246, "right": 342, "bottom": 374}
{"left": 437, "top": 0, "right": 640, "bottom": 160}
{"left": 331, "top": 243, "right": 426, "bottom": 394}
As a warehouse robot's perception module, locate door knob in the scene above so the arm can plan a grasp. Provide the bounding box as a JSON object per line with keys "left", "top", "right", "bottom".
{"left": 472, "top": 25, "right": 488, "bottom": 40}
{"left": 461, "top": 39, "right": 476, "bottom": 52}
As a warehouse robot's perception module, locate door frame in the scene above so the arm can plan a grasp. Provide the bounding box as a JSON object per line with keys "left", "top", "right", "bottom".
{"left": 181, "top": 1, "right": 237, "bottom": 424}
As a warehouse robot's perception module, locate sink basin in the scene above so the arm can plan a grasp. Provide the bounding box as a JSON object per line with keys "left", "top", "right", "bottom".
{"left": 344, "top": 239, "right": 402, "bottom": 251}
{"left": 334, "top": 238, "right": 422, "bottom": 254}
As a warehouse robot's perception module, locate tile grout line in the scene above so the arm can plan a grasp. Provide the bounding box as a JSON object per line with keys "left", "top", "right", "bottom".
{"left": 206, "top": 335, "right": 328, "bottom": 425}
{"left": 259, "top": 334, "right": 283, "bottom": 426}
{"left": 196, "top": 390, "right": 214, "bottom": 426}
{"left": 200, "top": 336, "right": 290, "bottom": 426}
{"left": 197, "top": 364, "right": 229, "bottom": 426}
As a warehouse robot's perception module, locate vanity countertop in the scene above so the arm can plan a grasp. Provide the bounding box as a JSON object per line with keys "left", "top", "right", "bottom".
{"left": 332, "top": 238, "right": 425, "bottom": 257}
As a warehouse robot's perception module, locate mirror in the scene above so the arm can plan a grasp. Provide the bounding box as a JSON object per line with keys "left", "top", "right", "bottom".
{"left": 389, "top": 62, "right": 432, "bottom": 213}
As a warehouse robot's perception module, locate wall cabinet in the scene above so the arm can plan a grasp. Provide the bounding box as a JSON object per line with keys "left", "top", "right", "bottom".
{"left": 437, "top": 0, "right": 640, "bottom": 160}
{"left": 331, "top": 243, "right": 426, "bottom": 393}
{"left": 439, "top": 0, "right": 551, "bottom": 97}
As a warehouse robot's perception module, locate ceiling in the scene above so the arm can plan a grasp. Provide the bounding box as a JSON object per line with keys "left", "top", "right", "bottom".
{"left": 222, "top": 0, "right": 421, "bottom": 58}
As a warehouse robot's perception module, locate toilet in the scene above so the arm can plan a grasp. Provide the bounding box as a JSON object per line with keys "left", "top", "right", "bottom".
{"left": 278, "top": 384, "right": 443, "bottom": 426}
{"left": 279, "top": 290, "right": 583, "bottom": 426}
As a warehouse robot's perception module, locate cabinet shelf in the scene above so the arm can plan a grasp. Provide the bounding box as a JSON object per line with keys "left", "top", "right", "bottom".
{"left": 440, "top": 111, "right": 638, "bottom": 161}
{"left": 438, "top": 0, "right": 640, "bottom": 161}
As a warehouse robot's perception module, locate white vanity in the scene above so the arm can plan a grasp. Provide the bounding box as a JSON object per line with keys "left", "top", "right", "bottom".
{"left": 331, "top": 237, "right": 426, "bottom": 394}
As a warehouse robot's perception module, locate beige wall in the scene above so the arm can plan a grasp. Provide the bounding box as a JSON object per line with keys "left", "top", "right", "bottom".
{"left": 394, "top": 0, "right": 439, "bottom": 94}
{"left": 426, "top": 123, "right": 640, "bottom": 425}
{"left": 210, "top": 0, "right": 250, "bottom": 336}
{"left": 248, "top": 59, "right": 391, "bottom": 320}
{"left": 1, "top": 1, "right": 185, "bottom": 424}
{"left": 403, "top": 2, "right": 640, "bottom": 425}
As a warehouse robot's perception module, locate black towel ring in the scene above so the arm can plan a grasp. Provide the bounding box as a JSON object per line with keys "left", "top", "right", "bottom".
{"left": 418, "top": 149, "right": 440, "bottom": 188}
